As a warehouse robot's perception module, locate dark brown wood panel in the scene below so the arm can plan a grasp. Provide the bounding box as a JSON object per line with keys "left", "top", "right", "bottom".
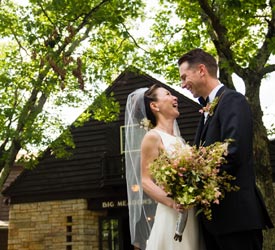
{"left": 2, "top": 69, "right": 201, "bottom": 204}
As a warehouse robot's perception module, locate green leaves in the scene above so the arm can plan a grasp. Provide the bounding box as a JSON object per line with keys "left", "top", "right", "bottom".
{"left": 0, "top": 0, "right": 146, "bottom": 186}
{"left": 90, "top": 92, "right": 120, "bottom": 122}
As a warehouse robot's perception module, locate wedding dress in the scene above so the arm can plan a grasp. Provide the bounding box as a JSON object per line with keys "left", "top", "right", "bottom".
{"left": 145, "top": 129, "right": 205, "bottom": 250}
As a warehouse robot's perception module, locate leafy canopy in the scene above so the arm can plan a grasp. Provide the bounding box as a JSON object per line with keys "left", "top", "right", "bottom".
{"left": 0, "top": 0, "right": 146, "bottom": 178}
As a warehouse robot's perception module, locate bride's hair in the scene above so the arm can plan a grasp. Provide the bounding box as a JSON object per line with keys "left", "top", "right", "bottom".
{"left": 144, "top": 84, "right": 161, "bottom": 126}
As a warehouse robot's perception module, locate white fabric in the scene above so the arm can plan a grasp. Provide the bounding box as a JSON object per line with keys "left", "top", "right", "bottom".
{"left": 125, "top": 88, "right": 153, "bottom": 249}
{"left": 208, "top": 83, "right": 223, "bottom": 102}
{"left": 125, "top": 88, "right": 182, "bottom": 249}
{"left": 146, "top": 130, "right": 205, "bottom": 250}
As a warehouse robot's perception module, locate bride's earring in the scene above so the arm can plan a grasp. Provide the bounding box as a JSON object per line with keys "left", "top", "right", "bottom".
{"left": 150, "top": 102, "right": 159, "bottom": 112}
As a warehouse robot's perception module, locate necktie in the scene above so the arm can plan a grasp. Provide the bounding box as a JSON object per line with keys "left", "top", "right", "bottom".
{"left": 197, "top": 96, "right": 209, "bottom": 140}
{"left": 198, "top": 96, "right": 209, "bottom": 107}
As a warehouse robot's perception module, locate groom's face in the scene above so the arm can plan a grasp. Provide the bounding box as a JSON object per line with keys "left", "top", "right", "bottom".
{"left": 179, "top": 62, "right": 203, "bottom": 98}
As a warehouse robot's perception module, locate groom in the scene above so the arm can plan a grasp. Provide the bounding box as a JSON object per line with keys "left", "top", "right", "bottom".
{"left": 177, "top": 48, "right": 273, "bottom": 250}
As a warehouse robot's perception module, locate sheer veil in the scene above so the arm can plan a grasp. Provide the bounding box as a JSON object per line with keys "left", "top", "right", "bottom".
{"left": 125, "top": 88, "right": 153, "bottom": 249}
{"left": 125, "top": 87, "right": 181, "bottom": 249}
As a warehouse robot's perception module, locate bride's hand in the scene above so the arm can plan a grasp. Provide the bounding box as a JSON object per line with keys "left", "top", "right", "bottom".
{"left": 173, "top": 202, "right": 185, "bottom": 213}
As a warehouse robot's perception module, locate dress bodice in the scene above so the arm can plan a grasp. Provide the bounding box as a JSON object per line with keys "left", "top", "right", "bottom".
{"left": 153, "top": 129, "right": 184, "bottom": 153}
{"left": 146, "top": 129, "right": 205, "bottom": 250}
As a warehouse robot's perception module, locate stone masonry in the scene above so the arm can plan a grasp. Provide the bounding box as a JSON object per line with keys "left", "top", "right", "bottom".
{"left": 8, "top": 199, "right": 106, "bottom": 250}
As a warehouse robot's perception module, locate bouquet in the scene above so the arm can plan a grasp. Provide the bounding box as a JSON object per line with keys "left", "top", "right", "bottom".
{"left": 149, "top": 140, "right": 239, "bottom": 241}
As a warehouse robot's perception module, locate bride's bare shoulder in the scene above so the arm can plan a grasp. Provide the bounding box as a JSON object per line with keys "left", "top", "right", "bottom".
{"left": 142, "top": 129, "right": 161, "bottom": 144}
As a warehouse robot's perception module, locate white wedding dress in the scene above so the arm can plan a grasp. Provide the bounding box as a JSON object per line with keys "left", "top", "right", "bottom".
{"left": 146, "top": 130, "right": 205, "bottom": 250}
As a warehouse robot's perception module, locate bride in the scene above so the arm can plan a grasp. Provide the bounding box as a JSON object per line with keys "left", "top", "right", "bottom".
{"left": 125, "top": 84, "right": 205, "bottom": 250}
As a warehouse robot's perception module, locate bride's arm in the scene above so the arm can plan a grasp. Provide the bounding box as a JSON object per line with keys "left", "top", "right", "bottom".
{"left": 141, "top": 131, "right": 177, "bottom": 210}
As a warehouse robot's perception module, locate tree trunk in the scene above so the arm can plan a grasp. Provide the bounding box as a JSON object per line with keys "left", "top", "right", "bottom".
{"left": 0, "top": 142, "right": 21, "bottom": 189}
{"left": 246, "top": 82, "right": 275, "bottom": 250}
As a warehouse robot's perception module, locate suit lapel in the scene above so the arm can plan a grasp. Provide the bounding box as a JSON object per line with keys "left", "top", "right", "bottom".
{"left": 200, "top": 114, "right": 211, "bottom": 143}
{"left": 199, "top": 86, "right": 226, "bottom": 144}
{"left": 216, "top": 86, "right": 226, "bottom": 97}
{"left": 195, "top": 114, "right": 205, "bottom": 146}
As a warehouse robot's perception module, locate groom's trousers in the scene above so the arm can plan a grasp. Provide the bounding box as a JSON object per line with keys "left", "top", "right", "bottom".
{"left": 202, "top": 228, "right": 263, "bottom": 250}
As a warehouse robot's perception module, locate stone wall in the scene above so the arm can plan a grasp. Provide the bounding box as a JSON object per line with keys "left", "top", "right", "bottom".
{"left": 8, "top": 199, "right": 106, "bottom": 250}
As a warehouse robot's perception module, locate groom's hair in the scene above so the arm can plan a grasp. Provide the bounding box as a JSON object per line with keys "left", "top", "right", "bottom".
{"left": 178, "top": 48, "right": 218, "bottom": 78}
{"left": 144, "top": 84, "right": 161, "bottom": 126}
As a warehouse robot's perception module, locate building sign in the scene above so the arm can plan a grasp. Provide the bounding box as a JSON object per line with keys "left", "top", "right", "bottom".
{"left": 88, "top": 197, "right": 154, "bottom": 210}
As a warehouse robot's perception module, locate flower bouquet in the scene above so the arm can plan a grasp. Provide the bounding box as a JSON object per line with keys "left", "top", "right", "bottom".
{"left": 149, "top": 140, "right": 239, "bottom": 241}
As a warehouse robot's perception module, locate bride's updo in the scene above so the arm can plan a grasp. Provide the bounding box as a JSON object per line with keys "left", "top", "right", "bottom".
{"left": 144, "top": 84, "right": 161, "bottom": 127}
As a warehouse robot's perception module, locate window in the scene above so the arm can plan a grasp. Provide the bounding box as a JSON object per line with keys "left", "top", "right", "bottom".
{"left": 120, "top": 125, "right": 145, "bottom": 153}
{"left": 66, "top": 216, "right": 73, "bottom": 250}
{"left": 120, "top": 125, "right": 127, "bottom": 154}
{"left": 99, "top": 217, "right": 121, "bottom": 250}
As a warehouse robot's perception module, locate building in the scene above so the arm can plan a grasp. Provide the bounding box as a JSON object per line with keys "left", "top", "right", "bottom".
{"left": 0, "top": 165, "right": 23, "bottom": 250}
{"left": 1, "top": 69, "right": 202, "bottom": 250}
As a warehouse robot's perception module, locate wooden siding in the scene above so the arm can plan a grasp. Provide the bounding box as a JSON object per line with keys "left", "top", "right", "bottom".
{"left": 3, "top": 70, "right": 201, "bottom": 204}
{"left": 0, "top": 230, "right": 8, "bottom": 250}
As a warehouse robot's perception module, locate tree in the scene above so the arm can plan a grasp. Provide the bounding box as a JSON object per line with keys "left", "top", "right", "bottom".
{"left": 0, "top": 0, "right": 146, "bottom": 188}
{"left": 140, "top": 0, "right": 275, "bottom": 248}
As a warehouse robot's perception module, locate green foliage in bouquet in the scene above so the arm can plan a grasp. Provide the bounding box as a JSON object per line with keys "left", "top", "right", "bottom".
{"left": 149, "top": 140, "right": 239, "bottom": 220}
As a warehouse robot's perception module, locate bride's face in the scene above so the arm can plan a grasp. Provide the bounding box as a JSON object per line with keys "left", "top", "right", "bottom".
{"left": 152, "top": 87, "right": 179, "bottom": 118}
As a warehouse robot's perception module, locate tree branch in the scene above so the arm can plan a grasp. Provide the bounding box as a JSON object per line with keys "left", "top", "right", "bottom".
{"left": 198, "top": 0, "right": 244, "bottom": 77}
{"left": 261, "top": 64, "right": 275, "bottom": 76}
{"left": 255, "top": 1, "right": 275, "bottom": 76}
{"left": 75, "top": 0, "right": 110, "bottom": 33}
{"left": 120, "top": 22, "right": 150, "bottom": 53}
{"left": 10, "top": 27, "right": 30, "bottom": 58}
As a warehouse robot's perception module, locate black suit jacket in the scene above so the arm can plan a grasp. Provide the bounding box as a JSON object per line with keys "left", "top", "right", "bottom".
{"left": 195, "top": 86, "right": 273, "bottom": 235}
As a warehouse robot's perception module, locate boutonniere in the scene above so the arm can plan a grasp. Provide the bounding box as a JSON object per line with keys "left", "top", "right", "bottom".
{"left": 140, "top": 118, "right": 154, "bottom": 131}
{"left": 199, "top": 96, "right": 220, "bottom": 116}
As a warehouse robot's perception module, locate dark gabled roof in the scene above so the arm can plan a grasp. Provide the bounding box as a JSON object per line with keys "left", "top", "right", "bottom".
{"left": 2, "top": 69, "right": 201, "bottom": 204}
